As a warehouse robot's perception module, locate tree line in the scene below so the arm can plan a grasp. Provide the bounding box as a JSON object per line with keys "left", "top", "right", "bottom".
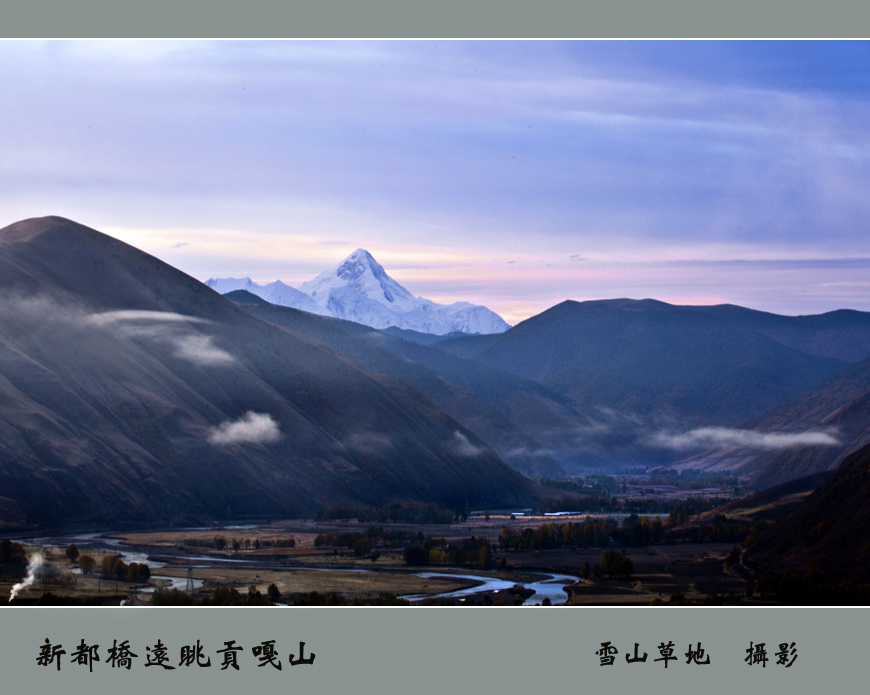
{"left": 665, "top": 513, "right": 769, "bottom": 546}
{"left": 97, "top": 553, "right": 152, "bottom": 583}
{"left": 314, "top": 526, "right": 416, "bottom": 557}
{"left": 182, "top": 536, "right": 296, "bottom": 551}
{"left": 498, "top": 517, "right": 665, "bottom": 551}
{"left": 403, "top": 536, "right": 493, "bottom": 569}
{"left": 0, "top": 539, "right": 26, "bottom": 564}
{"left": 534, "top": 494, "right": 730, "bottom": 516}
{"left": 319, "top": 502, "right": 464, "bottom": 525}
{"left": 151, "top": 585, "right": 409, "bottom": 606}
{"left": 499, "top": 510, "right": 764, "bottom": 552}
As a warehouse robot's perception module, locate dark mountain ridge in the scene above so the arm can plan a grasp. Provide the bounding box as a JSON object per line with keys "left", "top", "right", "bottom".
{"left": 683, "top": 303, "right": 870, "bottom": 363}
{"left": 236, "top": 300, "right": 623, "bottom": 477}
{"left": 223, "top": 289, "right": 268, "bottom": 305}
{"left": 746, "top": 442, "right": 870, "bottom": 584}
{"left": 670, "top": 358, "right": 870, "bottom": 488}
{"left": 435, "top": 298, "right": 853, "bottom": 428}
{"left": 0, "top": 217, "right": 534, "bottom": 527}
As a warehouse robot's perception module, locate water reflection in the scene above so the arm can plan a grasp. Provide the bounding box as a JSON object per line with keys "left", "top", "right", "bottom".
{"left": 403, "top": 571, "right": 576, "bottom": 605}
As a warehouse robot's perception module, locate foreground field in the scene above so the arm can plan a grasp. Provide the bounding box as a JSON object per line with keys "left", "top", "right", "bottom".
{"left": 1, "top": 516, "right": 753, "bottom": 606}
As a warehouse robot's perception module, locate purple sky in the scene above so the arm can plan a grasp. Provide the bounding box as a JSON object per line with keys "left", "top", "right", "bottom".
{"left": 2, "top": 40, "right": 870, "bottom": 323}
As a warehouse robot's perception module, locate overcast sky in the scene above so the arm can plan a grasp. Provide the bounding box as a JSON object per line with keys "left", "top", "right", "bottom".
{"left": 2, "top": 40, "right": 869, "bottom": 323}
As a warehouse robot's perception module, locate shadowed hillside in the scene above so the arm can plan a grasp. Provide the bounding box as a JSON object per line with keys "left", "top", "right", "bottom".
{"left": 670, "top": 359, "right": 870, "bottom": 488}
{"left": 747, "top": 360, "right": 870, "bottom": 488}
{"left": 0, "top": 217, "right": 534, "bottom": 527}
{"left": 238, "top": 300, "right": 620, "bottom": 477}
{"left": 746, "top": 443, "right": 870, "bottom": 584}
{"left": 435, "top": 299, "right": 851, "bottom": 427}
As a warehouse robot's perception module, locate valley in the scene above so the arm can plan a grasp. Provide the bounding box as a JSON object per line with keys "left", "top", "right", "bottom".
{"left": 1, "top": 512, "right": 748, "bottom": 607}
{"left": 1, "top": 453, "right": 866, "bottom": 606}
{"left": 1, "top": 216, "right": 870, "bottom": 604}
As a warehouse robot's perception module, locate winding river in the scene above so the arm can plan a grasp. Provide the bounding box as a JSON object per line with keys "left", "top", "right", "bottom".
{"left": 19, "top": 531, "right": 576, "bottom": 605}
{"left": 402, "top": 571, "right": 577, "bottom": 605}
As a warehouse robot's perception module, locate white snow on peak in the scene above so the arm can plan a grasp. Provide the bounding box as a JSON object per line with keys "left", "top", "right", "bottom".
{"left": 206, "top": 249, "right": 510, "bottom": 335}
{"left": 205, "top": 277, "right": 326, "bottom": 316}
{"left": 300, "top": 248, "right": 416, "bottom": 312}
{"left": 257, "top": 280, "right": 327, "bottom": 315}
{"left": 205, "top": 277, "right": 256, "bottom": 294}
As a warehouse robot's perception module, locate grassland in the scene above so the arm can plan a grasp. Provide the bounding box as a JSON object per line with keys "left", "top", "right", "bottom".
{"left": 1, "top": 514, "right": 752, "bottom": 606}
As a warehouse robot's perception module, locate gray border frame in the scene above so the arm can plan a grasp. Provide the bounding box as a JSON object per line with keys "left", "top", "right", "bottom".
{"left": 3, "top": 0, "right": 870, "bottom": 38}
{"left": 1, "top": 4, "right": 868, "bottom": 694}
{"left": 8, "top": 605, "right": 860, "bottom": 693}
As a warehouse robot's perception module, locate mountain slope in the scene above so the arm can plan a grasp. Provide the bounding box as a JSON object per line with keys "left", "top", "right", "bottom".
{"left": 236, "top": 300, "right": 623, "bottom": 477}
{"left": 436, "top": 299, "right": 848, "bottom": 428}
{"left": 666, "top": 358, "right": 870, "bottom": 487}
{"left": 0, "top": 217, "right": 534, "bottom": 527}
{"left": 745, "top": 442, "right": 870, "bottom": 583}
{"left": 711, "top": 471, "right": 833, "bottom": 522}
{"left": 683, "top": 304, "right": 870, "bottom": 363}
{"left": 745, "top": 359, "right": 870, "bottom": 488}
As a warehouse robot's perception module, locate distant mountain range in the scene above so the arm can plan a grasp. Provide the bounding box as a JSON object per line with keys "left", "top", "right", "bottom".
{"left": 206, "top": 277, "right": 324, "bottom": 315}
{"left": 223, "top": 290, "right": 870, "bottom": 486}
{"left": 435, "top": 299, "right": 853, "bottom": 426}
{"left": 431, "top": 299, "right": 870, "bottom": 482}
{"left": 3, "top": 215, "right": 870, "bottom": 529}
{"left": 233, "top": 294, "right": 593, "bottom": 478}
{"left": 207, "top": 249, "right": 510, "bottom": 336}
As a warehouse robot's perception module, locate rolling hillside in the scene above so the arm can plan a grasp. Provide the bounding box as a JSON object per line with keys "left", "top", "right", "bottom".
{"left": 237, "top": 298, "right": 625, "bottom": 477}
{"left": 435, "top": 299, "right": 853, "bottom": 427}
{"left": 746, "top": 443, "right": 870, "bottom": 583}
{"left": 0, "top": 217, "right": 534, "bottom": 527}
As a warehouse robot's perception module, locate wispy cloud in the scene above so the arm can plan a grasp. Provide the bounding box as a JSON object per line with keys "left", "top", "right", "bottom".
{"left": 345, "top": 432, "right": 395, "bottom": 456}
{"left": 504, "top": 446, "right": 557, "bottom": 460}
{"left": 87, "top": 310, "right": 209, "bottom": 326}
{"left": 86, "top": 310, "right": 234, "bottom": 365}
{"left": 450, "top": 431, "right": 485, "bottom": 458}
{"left": 208, "top": 412, "right": 281, "bottom": 446}
{"left": 172, "top": 335, "right": 234, "bottom": 365}
{"left": 0, "top": 294, "right": 80, "bottom": 330}
{"left": 648, "top": 427, "right": 841, "bottom": 452}
{"left": 4, "top": 42, "right": 870, "bottom": 321}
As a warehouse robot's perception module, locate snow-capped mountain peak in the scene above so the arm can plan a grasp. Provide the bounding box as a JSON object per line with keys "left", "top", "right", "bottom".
{"left": 205, "top": 276, "right": 326, "bottom": 316}
{"left": 205, "top": 276, "right": 256, "bottom": 294}
{"left": 301, "top": 248, "right": 415, "bottom": 311}
{"left": 207, "top": 249, "right": 511, "bottom": 335}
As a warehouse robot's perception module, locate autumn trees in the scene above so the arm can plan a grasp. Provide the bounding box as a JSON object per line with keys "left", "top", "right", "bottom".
{"left": 98, "top": 554, "right": 151, "bottom": 583}
{"left": 403, "top": 536, "right": 493, "bottom": 569}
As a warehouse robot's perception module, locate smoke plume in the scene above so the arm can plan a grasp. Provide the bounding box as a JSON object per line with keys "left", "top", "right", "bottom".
{"left": 9, "top": 553, "right": 44, "bottom": 602}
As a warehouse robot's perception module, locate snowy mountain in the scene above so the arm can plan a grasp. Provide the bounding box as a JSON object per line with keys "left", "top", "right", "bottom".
{"left": 205, "top": 277, "right": 326, "bottom": 316}
{"left": 207, "top": 249, "right": 510, "bottom": 335}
